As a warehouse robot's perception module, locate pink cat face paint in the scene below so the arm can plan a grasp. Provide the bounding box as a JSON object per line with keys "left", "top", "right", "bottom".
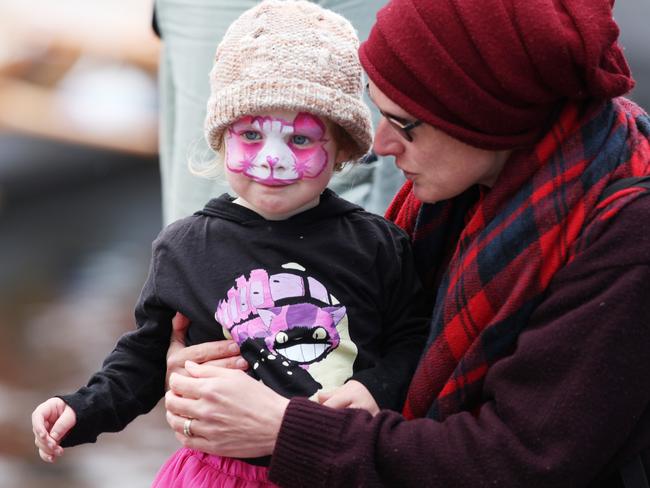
{"left": 224, "top": 110, "right": 340, "bottom": 220}
{"left": 224, "top": 112, "right": 329, "bottom": 186}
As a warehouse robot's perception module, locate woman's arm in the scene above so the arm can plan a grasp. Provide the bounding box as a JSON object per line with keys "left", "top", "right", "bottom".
{"left": 266, "top": 196, "right": 650, "bottom": 488}
{"left": 268, "top": 261, "right": 650, "bottom": 487}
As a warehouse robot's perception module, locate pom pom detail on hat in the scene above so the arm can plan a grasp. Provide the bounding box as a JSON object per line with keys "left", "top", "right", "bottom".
{"left": 205, "top": 0, "right": 373, "bottom": 161}
{"left": 359, "top": 0, "right": 635, "bottom": 150}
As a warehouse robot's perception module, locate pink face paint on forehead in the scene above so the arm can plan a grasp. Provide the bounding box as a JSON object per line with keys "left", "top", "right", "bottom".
{"left": 230, "top": 116, "right": 257, "bottom": 132}
{"left": 293, "top": 113, "right": 326, "bottom": 140}
{"left": 224, "top": 112, "right": 331, "bottom": 186}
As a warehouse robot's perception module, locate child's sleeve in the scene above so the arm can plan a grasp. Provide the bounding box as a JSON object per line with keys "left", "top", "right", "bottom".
{"left": 57, "top": 242, "right": 175, "bottom": 447}
{"left": 350, "top": 227, "right": 431, "bottom": 411}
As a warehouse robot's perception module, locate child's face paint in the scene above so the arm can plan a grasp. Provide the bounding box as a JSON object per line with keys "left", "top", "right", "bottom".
{"left": 224, "top": 110, "right": 341, "bottom": 220}
{"left": 224, "top": 112, "right": 329, "bottom": 185}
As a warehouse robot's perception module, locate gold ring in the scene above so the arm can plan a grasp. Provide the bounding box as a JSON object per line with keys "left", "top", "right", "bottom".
{"left": 183, "top": 418, "right": 193, "bottom": 438}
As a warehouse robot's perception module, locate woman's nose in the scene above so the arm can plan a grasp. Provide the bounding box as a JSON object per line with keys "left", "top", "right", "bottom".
{"left": 373, "top": 119, "right": 404, "bottom": 157}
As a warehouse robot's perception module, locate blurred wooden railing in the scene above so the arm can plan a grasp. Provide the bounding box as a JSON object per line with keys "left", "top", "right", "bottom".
{"left": 0, "top": 0, "right": 160, "bottom": 156}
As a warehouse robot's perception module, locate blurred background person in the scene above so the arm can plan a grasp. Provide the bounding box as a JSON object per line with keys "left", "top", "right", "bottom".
{"left": 0, "top": 1, "right": 172, "bottom": 487}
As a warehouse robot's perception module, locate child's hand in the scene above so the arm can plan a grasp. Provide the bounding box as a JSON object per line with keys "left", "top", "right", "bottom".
{"left": 31, "top": 397, "right": 76, "bottom": 463}
{"left": 317, "top": 380, "right": 380, "bottom": 416}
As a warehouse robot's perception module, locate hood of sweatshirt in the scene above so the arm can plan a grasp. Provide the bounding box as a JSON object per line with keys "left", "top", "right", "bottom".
{"left": 195, "top": 188, "right": 364, "bottom": 227}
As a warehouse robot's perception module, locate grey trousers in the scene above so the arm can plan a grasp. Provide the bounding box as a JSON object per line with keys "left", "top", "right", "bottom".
{"left": 156, "top": 0, "right": 404, "bottom": 224}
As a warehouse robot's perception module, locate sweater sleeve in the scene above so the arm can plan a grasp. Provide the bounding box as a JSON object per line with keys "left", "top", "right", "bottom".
{"left": 350, "top": 226, "right": 430, "bottom": 411}
{"left": 269, "top": 195, "right": 650, "bottom": 487}
{"left": 59, "top": 243, "right": 175, "bottom": 447}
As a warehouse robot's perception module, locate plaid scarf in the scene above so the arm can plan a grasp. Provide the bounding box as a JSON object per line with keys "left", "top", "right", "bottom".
{"left": 386, "top": 98, "right": 650, "bottom": 421}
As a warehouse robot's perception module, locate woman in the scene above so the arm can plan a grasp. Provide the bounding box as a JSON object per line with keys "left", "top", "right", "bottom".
{"left": 164, "top": 0, "right": 650, "bottom": 486}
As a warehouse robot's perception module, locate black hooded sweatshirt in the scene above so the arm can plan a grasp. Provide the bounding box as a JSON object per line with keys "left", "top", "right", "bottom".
{"left": 60, "top": 190, "right": 428, "bottom": 448}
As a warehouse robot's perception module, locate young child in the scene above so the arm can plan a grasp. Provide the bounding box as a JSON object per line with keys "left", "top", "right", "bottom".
{"left": 31, "top": 1, "right": 427, "bottom": 485}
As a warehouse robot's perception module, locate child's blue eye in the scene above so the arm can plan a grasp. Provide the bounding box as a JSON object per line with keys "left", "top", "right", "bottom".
{"left": 243, "top": 131, "right": 262, "bottom": 141}
{"left": 291, "top": 135, "right": 311, "bottom": 146}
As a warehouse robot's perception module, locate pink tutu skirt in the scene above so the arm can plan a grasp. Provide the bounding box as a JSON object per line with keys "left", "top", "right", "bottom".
{"left": 152, "top": 448, "right": 277, "bottom": 487}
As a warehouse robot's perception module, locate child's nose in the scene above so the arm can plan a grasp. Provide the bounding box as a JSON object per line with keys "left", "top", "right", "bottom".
{"left": 263, "top": 155, "right": 289, "bottom": 172}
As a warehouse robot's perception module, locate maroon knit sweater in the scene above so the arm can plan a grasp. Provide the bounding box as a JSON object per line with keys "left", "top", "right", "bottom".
{"left": 268, "top": 195, "right": 650, "bottom": 487}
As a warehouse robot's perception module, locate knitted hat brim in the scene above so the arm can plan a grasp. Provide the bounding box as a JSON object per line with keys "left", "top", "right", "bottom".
{"left": 205, "top": 78, "right": 373, "bottom": 162}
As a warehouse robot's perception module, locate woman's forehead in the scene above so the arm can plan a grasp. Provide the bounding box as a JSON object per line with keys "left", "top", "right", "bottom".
{"left": 367, "top": 80, "right": 415, "bottom": 119}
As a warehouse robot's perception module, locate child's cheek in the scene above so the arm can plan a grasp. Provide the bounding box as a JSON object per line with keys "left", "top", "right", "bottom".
{"left": 225, "top": 131, "right": 261, "bottom": 174}
{"left": 291, "top": 113, "right": 329, "bottom": 178}
{"left": 291, "top": 145, "right": 329, "bottom": 178}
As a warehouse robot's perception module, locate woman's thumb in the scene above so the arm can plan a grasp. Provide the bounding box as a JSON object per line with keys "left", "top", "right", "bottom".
{"left": 171, "top": 312, "right": 190, "bottom": 343}
{"left": 317, "top": 390, "right": 333, "bottom": 404}
{"left": 172, "top": 312, "right": 190, "bottom": 332}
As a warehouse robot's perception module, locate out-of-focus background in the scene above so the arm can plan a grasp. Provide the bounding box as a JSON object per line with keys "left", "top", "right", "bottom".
{"left": 0, "top": 1, "right": 172, "bottom": 487}
{"left": 0, "top": 1, "right": 648, "bottom": 487}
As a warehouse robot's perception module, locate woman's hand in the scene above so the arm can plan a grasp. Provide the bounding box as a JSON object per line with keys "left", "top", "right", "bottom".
{"left": 317, "top": 380, "right": 380, "bottom": 416}
{"left": 165, "top": 313, "right": 248, "bottom": 389}
{"left": 165, "top": 361, "right": 289, "bottom": 458}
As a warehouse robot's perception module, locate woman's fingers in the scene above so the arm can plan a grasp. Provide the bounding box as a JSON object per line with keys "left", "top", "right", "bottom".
{"left": 169, "top": 340, "right": 242, "bottom": 367}
{"left": 165, "top": 407, "right": 270, "bottom": 458}
{"left": 165, "top": 384, "right": 202, "bottom": 414}
{"left": 168, "top": 365, "right": 244, "bottom": 400}
{"left": 166, "top": 367, "right": 234, "bottom": 423}
{"left": 174, "top": 434, "right": 220, "bottom": 455}
{"left": 319, "top": 381, "right": 380, "bottom": 415}
{"left": 184, "top": 360, "right": 247, "bottom": 378}
{"left": 165, "top": 410, "right": 204, "bottom": 438}
{"left": 169, "top": 313, "right": 190, "bottom": 351}
{"left": 317, "top": 390, "right": 333, "bottom": 404}
{"left": 203, "top": 356, "right": 249, "bottom": 370}
{"left": 167, "top": 313, "right": 245, "bottom": 370}
{"left": 166, "top": 339, "right": 246, "bottom": 389}
{"left": 322, "top": 393, "right": 353, "bottom": 409}
{"left": 165, "top": 366, "right": 289, "bottom": 458}
{"left": 171, "top": 312, "right": 190, "bottom": 334}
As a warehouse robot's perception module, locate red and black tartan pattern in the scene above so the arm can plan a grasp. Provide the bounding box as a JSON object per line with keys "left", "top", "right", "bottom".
{"left": 386, "top": 98, "right": 650, "bottom": 421}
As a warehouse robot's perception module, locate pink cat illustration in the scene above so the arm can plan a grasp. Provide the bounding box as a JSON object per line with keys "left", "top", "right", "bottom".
{"left": 256, "top": 303, "right": 345, "bottom": 365}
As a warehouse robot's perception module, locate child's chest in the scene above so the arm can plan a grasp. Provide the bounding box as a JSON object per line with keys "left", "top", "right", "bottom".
{"left": 182, "top": 253, "right": 384, "bottom": 347}
{"left": 178, "top": 251, "right": 386, "bottom": 398}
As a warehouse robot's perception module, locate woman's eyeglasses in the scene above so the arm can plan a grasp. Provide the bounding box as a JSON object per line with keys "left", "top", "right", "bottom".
{"left": 377, "top": 110, "right": 423, "bottom": 142}
{"left": 365, "top": 83, "right": 422, "bottom": 142}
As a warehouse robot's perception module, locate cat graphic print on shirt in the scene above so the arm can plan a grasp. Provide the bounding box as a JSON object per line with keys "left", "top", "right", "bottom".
{"left": 215, "top": 262, "right": 358, "bottom": 398}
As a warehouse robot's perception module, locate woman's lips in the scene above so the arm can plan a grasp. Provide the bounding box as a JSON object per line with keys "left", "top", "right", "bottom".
{"left": 396, "top": 163, "right": 416, "bottom": 180}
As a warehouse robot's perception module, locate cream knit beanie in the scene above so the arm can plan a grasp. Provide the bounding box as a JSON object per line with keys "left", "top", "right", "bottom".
{"left": 204, "top": 0, "right": 373, "bottom": 162}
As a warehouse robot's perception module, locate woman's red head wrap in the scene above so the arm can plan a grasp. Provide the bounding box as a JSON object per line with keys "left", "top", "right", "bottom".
{"left": 360, "top": 0, "right": 635, "bottom": 149}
